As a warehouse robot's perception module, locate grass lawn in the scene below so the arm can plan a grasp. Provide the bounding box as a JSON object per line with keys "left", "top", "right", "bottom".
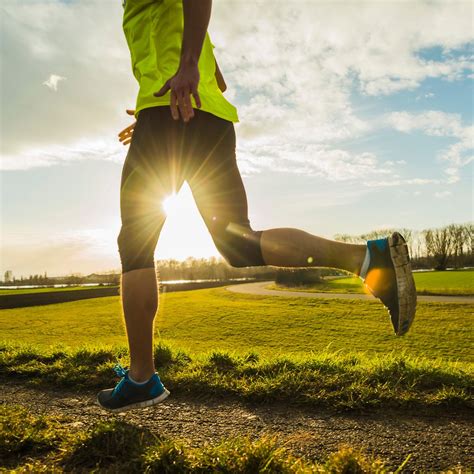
{"left": 270, "top": 269, "right": 474, "bottom": 296}
{"left": 1, "top": 287, "right": 472, "bottom": 412}
{"left": 0, "top": 287, "right": 472, "bottom": 363}
{"left": 2, "top": 282, "right": 472, "bottom": 469}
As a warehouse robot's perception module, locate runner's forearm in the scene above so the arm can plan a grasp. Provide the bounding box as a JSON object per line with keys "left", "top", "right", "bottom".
{"left": 180, "top": 0, "right": 212, "bottom": 67}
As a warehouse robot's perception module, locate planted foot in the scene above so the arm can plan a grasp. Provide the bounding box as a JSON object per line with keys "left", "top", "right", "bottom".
{"left": 97, "top": 364, "right": 170, "bottom": 413}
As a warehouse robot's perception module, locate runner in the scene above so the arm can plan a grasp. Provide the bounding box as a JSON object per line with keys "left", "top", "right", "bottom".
{"left": 97, "top": 0, "right": 417, "bottom": 412}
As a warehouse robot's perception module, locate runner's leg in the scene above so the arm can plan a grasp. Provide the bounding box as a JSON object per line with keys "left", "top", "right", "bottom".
{"left": 186, "top": 110, "right": 415, "bottom": 336}
{"left": 117, "top": 107, "right": 186, "bottom": 382}
{"left": 187, "top": 111, "right": 366, "bottom": 274}
{"left": 260, "top": 230, "right": 366, "bottom": 275}
{"left": 187, "top": 112, "right": 266, "bottom": 267}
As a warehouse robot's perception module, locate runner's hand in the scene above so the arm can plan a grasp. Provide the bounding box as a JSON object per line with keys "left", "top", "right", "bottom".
{"left": 118, "top": 109, "right": 136, "bottom": 146}
{"left": 153, "top": 62, "right": 201, "bottom": 123}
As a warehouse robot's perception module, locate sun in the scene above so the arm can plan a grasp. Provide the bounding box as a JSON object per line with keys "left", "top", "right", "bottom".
{"left": 162, "top": 193, "right": 179, "bottom": 216}
{"left": 156, "top": 183, "right": 220, "bottom": 260}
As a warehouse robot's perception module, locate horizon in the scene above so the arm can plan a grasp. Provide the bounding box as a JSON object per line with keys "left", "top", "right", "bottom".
{"left": 3, "top": 219, "right": 471, "bottom": 281}
{"left": 1, "top": 1, "right": 473, "bottom": 277}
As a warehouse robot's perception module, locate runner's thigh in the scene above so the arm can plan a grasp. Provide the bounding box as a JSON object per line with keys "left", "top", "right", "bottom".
{"left": 118, "top": 107, "right": 186, "bottom": 271}
{"left": 187, "top": 111, "right": 251, "bottom": 230}
{"left": 186, "top": 111, "right": 265, "bottom": 267}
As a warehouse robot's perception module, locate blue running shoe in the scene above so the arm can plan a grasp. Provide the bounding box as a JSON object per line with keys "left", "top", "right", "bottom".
{"left": 97, "top": 364, "right": 170, "bottom": 413}
{"left": 358, "top": 232, "right": 417, "bottom": 336}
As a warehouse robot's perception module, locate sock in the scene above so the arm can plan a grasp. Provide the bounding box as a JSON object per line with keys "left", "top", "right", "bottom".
{"left": 358, "top": 246, "right": 370, "bottom": 280}
{"left": 128, "top": 373, "right": 152, "bottom": 385}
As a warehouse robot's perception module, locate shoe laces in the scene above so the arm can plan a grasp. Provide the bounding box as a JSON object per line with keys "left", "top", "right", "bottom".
{"left": 113, "top": 363, "right": 127, "bottom": 378}
{"left": 111, "top": 363, "right": 129, "bottom": 397}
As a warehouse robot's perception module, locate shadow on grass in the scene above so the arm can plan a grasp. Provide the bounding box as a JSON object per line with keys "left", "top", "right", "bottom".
{"left": 2, "top": 404, "right": 394, "bottom": 473}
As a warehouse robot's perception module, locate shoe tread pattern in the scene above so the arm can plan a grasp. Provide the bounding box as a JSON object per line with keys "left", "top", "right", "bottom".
{"left": 388, "top": 232, "right": 417, "bottom": 336}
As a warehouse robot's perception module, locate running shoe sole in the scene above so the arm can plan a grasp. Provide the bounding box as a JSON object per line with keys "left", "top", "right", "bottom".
{"left": 96, "top": 388, "right": 170, "bottom": 413}
{"left": 388, "top": 232, "right": 417, "bottom": 336}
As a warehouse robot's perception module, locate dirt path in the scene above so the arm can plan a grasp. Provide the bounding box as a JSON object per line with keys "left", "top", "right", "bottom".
{"left": 228, "top": 281, "right": 474, "bottom": 304}
{"left": 2, "top": 383, "right": 472, "bottom": 471}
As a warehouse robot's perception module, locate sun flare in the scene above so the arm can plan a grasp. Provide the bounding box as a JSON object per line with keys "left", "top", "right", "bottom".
{"left": 162, "top": 193, "right": 180, "bottom": 216}
{"left": 156, "top": 183, "right": 220, "bottom": 260}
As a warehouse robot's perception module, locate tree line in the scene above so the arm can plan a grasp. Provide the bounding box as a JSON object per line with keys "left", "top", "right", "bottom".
{"left": 334, "top": 222, "right": 473, "bottom": 271}
{"left": 2, "top": 222, "right": 471, "bottom": 286}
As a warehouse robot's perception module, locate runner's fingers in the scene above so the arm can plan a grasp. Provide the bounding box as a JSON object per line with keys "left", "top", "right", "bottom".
{"left": 118, "top": 122, "right": 135, "bottom": 138}
{"left": 118, "top": 131, "right": 134, "bottom": 142}
{"left": 177, "top": 90, "right": 190, "bottom": 122}
{"left": 186, "top": 93, "right": 195, "bottom": 119}
{"left": 154, "top": 80, "right": 171, "bottom": 97}
{"left": 170, "top": 92, "right": 179, "bottom": 120}
{"left": 126, "top": 109, "right": 135, "bottom": 116}
{"left": 122, "top": 138, "right": 132, "bottom": 146}
{"left": 119, "top": 133, "right": 132, "bottom": 142}
{"left": 180, "top": 89, "right": 195, "bottom": 122}
{"left": 119, "top": 133, "right": 133, "bottom": 143}
{"left": 192, "top": 88, "right": 201, "bottom": 109}
{"left": 119, "top": 129, "right": 134, "bottom": 139}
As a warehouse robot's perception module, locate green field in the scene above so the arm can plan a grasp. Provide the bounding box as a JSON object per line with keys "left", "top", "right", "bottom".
{"left": 0, "top": 287, "right": 472, "bottom": 362}
{"left": 1, "top": 286, "right": 472, "bottom": 422}
{"left": 2, "top": 293, "right": 470, "bottom": 472}
{"left": 270, "top": 270, "right": 474, "bottom": 296}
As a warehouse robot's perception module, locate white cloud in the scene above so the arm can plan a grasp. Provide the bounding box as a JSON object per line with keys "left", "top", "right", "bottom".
{"left": 365, "top": 178, "right": 440, "bottom": 188}
{"left": 1, "top": 1, "right": 135, "bottom": 162}
{"left": 213, "top": 1, "right": 473, "bottom": 97}
{"left": 237, "top": 140, "right": 393, "bottom": 182}
{"left": 1, "top": 0, "right": 473, "bottom": 187}
{"left": 212, "top": 1, "right": 473, "bottom": 183}
{"left": 387, "top": 111, "right": 463, "bottom": 136}
{"left": 1, "top": 139, "right": 123, "bottom": 170}
{"left": 386, "top": 111, "right": 473, "bottom": 183}
{"left": 42, "top": 74, "right": 66, "bottom": 91}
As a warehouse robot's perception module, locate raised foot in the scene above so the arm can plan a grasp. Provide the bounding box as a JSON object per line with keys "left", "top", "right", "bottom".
{"left": 363, "top": 232, "right": 417, "bottom": 336}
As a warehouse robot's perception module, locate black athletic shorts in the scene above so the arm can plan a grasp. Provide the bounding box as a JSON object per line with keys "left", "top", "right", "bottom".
{"left": 117, "top": 106, "right": 265, "bottom": 272}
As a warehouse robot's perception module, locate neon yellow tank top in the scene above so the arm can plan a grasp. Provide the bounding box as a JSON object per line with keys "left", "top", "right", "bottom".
{"left": 122, "top": 0, "right": 239, "bottom": 122}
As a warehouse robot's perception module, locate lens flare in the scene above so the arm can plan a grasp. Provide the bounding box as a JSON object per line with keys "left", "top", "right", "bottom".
{"left": 364, "top": 268, "right": 382, "bottom": 295}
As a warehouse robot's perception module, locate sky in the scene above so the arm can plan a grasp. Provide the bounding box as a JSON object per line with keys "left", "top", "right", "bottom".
{"left": 1, "top": 0, "right": 473, "bottom": 278}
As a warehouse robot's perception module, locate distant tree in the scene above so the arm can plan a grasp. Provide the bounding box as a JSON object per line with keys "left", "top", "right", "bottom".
{"left": 465, "top": 223, "right": 474, "bottom": 262}
{"left": 333, "top": 233, "right": 361, "bottom": 244}
{"left": 64, "top": 273, "right": 85, "bottom": 285}
{"left": 423, "top": 226, "right": 454, "bottom": 270}
{"left": 333, "top": 225, "right": 472, "bottom": 270}
{"left": 361, "top": 228, "right": 396, "bottom": 241}
{"left": 276, "top": 268, "right": 323, "bottom": 286}
{"left": 335, "top": 228, "right": 414, "bottom": 255}
{"left": 448, "top": 224, "right": 467, "bottom": 268}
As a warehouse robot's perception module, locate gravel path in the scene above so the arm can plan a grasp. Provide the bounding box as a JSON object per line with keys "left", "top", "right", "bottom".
{"left": 227, "top": 281, "right": 474, "bottom": 304}
{"left": 2, "top": 383, "right": 472, "bottom": 471}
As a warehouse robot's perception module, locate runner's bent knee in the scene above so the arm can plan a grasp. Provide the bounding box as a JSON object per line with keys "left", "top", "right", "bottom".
{"left": 210, "top": 219, "right": 265, "bottom": 268}
{"left": 117, "top": 174, "right": 169, "bottom": 273}
{"left": 117, "top": 216, "right": 165, "bottom": 273}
